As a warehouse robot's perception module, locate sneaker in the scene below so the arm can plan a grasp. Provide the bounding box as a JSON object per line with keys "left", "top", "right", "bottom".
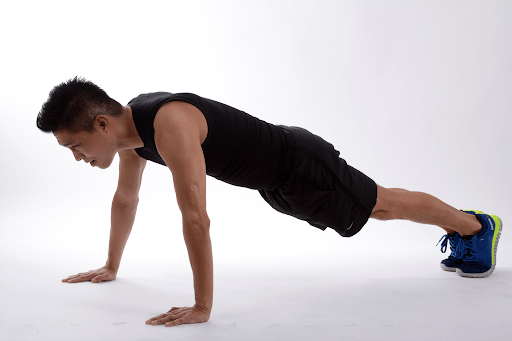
{"left": 456, "top": 212, "right": 503, "bottom": 278}
{"left": 436, "top": 210, "right": 482, "bottom": 272}
{"left": 437, "top": 232, "right": 463, "bottom": 271}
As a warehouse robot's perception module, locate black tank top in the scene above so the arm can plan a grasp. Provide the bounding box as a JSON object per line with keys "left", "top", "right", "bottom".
{"left": 128, "top": 92, "right": 293, "bottom": 190}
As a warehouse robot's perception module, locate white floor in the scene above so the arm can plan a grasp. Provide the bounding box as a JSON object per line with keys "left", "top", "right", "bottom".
{"left": 1, "top": 256, "right": 511, "bottom": 341}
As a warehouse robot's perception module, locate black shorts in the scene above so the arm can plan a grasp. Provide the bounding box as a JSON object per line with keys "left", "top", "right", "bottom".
{"left": 258, "top": 126, "right": 377, "bottom": 237}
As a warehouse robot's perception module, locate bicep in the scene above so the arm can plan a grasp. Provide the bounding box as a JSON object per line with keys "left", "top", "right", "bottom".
{"left": 153, "top": 105, "right": 208, "bottom": 223}
{"left": 168, "top": 146, "right": 208, "bottom": 224}
{"left": 115, "top": 149, "right": 147, "bottom": 204}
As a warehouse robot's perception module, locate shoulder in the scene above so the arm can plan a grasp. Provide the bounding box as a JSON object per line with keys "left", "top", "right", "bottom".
{"left": 154, "top": 101, "right": 208, "bottom": 145}
{"left": 152, "top": 101, "right": 208, "bottom": 175}
{"left": 127, "top": 92, "right": 174, "bottom": 105}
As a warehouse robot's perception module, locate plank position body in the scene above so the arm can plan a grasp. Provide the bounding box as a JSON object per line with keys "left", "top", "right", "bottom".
{"left": 36, "top": 77, "right": 502, "bottom": 327}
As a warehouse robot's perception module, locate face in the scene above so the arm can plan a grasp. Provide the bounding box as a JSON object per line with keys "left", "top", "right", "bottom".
{"left": 54, "top": 119, "right": 117, "bottom": 169}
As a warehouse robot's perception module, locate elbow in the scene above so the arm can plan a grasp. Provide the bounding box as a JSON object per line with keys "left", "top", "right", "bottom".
{"left": 191, "top": 215, "right": 211, "bottom": 232}
{"left": 113, "top": 192, "right": 139, "bottom": 207}
{"left": 183, "top": 212, "right": 210, "bottom": 236}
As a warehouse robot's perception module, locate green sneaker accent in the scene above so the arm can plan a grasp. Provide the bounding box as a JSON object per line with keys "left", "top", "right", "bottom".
{"left": 490, "top": 215, "right": 501, "bottom": 265}
{"left": 462, "top": 209, "right": 484, "bottom": 215}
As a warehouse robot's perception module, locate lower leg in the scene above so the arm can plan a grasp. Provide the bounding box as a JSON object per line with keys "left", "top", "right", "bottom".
{"left": 387, "top": 188, "right": 458, "bottom": 235}
{"left": 371, "top": 186, "right": 482, "bottom": 236}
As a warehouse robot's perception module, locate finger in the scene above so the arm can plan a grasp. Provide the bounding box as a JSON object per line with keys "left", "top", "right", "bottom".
{"left": 62, "top": 274, "right": 83, "bottom": 281}
{"left": 151, "top": 312, "right": 187, "bottom": 326}
{"left": 168, "top": 308, "right": 190, "bottom": 317}
{"left": 145, "top": 307, "right": 191, "bottom": 325}
{"left": 73, "top": 271, "right": 92, "bottom": 277}
{"left": 66, "top": 275, "right": 89, "bottom": 283}
{"left": 67, "top": 274, "right": 95, "bottom": 283}
{"left": 165, "top": 318, "right": 185, "bottom": 327}
{"left": 145, "top": 313, "right": 168, "bottom": 324}
{"left": 150, "top": 317, "right": 171, "bottom": 326}
{"left": 146, "top": 307, "right": 181, "bottom": 322}
{"left": 150, "top": 315, "right": 176, "bottom": 325}
{"left": 62, "top": 270, "right": 96, "bottom": 281}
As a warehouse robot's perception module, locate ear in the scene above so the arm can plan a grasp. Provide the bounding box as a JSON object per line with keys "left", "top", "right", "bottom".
{"left": 94, "top": 115, "right": 110, "bottom": 132}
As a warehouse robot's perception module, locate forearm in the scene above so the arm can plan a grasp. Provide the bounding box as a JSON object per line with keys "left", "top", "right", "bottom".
{"left": 106, "top": 193, "right": 139, "bottom": 272}
{"left": 183, "top": 219, "right": 213, "bottom": 314}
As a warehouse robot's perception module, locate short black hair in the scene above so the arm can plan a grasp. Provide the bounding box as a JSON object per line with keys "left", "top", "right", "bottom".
{"left": 36, "top": 77, "right": 123, "bottom": 133}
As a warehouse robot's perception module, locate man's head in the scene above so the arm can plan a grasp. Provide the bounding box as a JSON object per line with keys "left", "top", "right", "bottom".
{"left": 37, "top": 77, "right": 124, "bottom": 169}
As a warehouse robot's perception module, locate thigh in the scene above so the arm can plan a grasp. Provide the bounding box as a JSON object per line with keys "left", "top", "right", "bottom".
{"left": 262, "top": 126, "right": 377, "bottom": 237}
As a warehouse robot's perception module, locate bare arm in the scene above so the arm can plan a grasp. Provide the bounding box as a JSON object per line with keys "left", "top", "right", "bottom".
{"left": 62, "top": 149, "right": 146, "bottom": 283}
{"left": 107, "top": 149, "right": 147, "bottom": 272}
{"left": 146, "top": 100, "right": 212, "bottom": 327}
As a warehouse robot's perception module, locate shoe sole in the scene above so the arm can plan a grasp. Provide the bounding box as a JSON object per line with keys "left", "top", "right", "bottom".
{"left": 456, "top": 217, "right": 503, "bottom": 278}
{"left": 440, "top": 263, "right": 457, "bottom": 272}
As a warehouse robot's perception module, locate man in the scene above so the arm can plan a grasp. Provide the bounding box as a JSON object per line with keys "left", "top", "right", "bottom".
{"left": 36, "top": 77, "right": 502, "bottom": 327}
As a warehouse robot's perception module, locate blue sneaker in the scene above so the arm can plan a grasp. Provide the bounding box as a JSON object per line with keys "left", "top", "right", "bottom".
{"left": 436, "top": 210, "right": 482, "bottom": 272}
{"left": 456, "top": 212, "right": 503, "bottom": 278}
{"left": 437, "top": 232, "right": 463, "bottom": 272}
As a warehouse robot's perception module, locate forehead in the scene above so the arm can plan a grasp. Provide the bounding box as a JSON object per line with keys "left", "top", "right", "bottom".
{"left": 53, "top": 130, "right": 81, "bottom": 147}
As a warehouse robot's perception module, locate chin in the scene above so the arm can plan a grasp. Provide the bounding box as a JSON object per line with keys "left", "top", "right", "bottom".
{"left": 92, "top": 153, "right": 116, "bottom": 169}
{"left": 95, "top": 162, "right": 110, "bottom": 169}
{"left": 97, "top": 157, "right": 115, "bottom": 169}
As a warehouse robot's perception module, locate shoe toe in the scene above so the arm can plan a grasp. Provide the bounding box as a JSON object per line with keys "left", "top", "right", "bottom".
{"left": 441, "top": 258, "right": 463, "bottom": 268}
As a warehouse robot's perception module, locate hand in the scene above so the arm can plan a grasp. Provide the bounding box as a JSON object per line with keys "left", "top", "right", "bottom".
{"left": 62, "top": 264, "right": 117, "bottom": 284}
{"left": 145, "top": 305, "right": 210, "bottom": 327}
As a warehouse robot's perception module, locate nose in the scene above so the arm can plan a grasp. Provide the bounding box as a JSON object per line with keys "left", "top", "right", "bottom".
{"left": 72, "top": 149, "right": 84, "bottom": 161}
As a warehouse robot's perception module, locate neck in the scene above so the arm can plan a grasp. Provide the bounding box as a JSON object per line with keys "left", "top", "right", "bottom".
{"left": 116, "top": 106, "right": 144, "bottom": 150}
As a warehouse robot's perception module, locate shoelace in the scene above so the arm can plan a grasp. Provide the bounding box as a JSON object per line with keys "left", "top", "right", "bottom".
{"left": 437, "top": 234, "right": 458, "bottom": 256}
{"left": 455, "top": 237, "right": 477, "bottom": 262}
{"left": 437, "top": 234, "right": 450, "bottom": 253}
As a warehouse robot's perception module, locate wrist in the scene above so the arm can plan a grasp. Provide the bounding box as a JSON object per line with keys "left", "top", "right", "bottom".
{"left": 105, "top": 261, "right": 119, "bottom": 274}
{"left": 194, "top": 303, "right": 212, "bottom": 315}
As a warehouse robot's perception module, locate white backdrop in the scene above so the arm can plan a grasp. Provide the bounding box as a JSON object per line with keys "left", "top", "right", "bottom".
{"left": 0, "top": 2, "right": 511, "bottom": 337}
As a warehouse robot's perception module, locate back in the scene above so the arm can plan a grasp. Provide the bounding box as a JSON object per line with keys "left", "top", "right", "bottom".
{"left": 128, "top": 92, "right": 293, "bottom": 190}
